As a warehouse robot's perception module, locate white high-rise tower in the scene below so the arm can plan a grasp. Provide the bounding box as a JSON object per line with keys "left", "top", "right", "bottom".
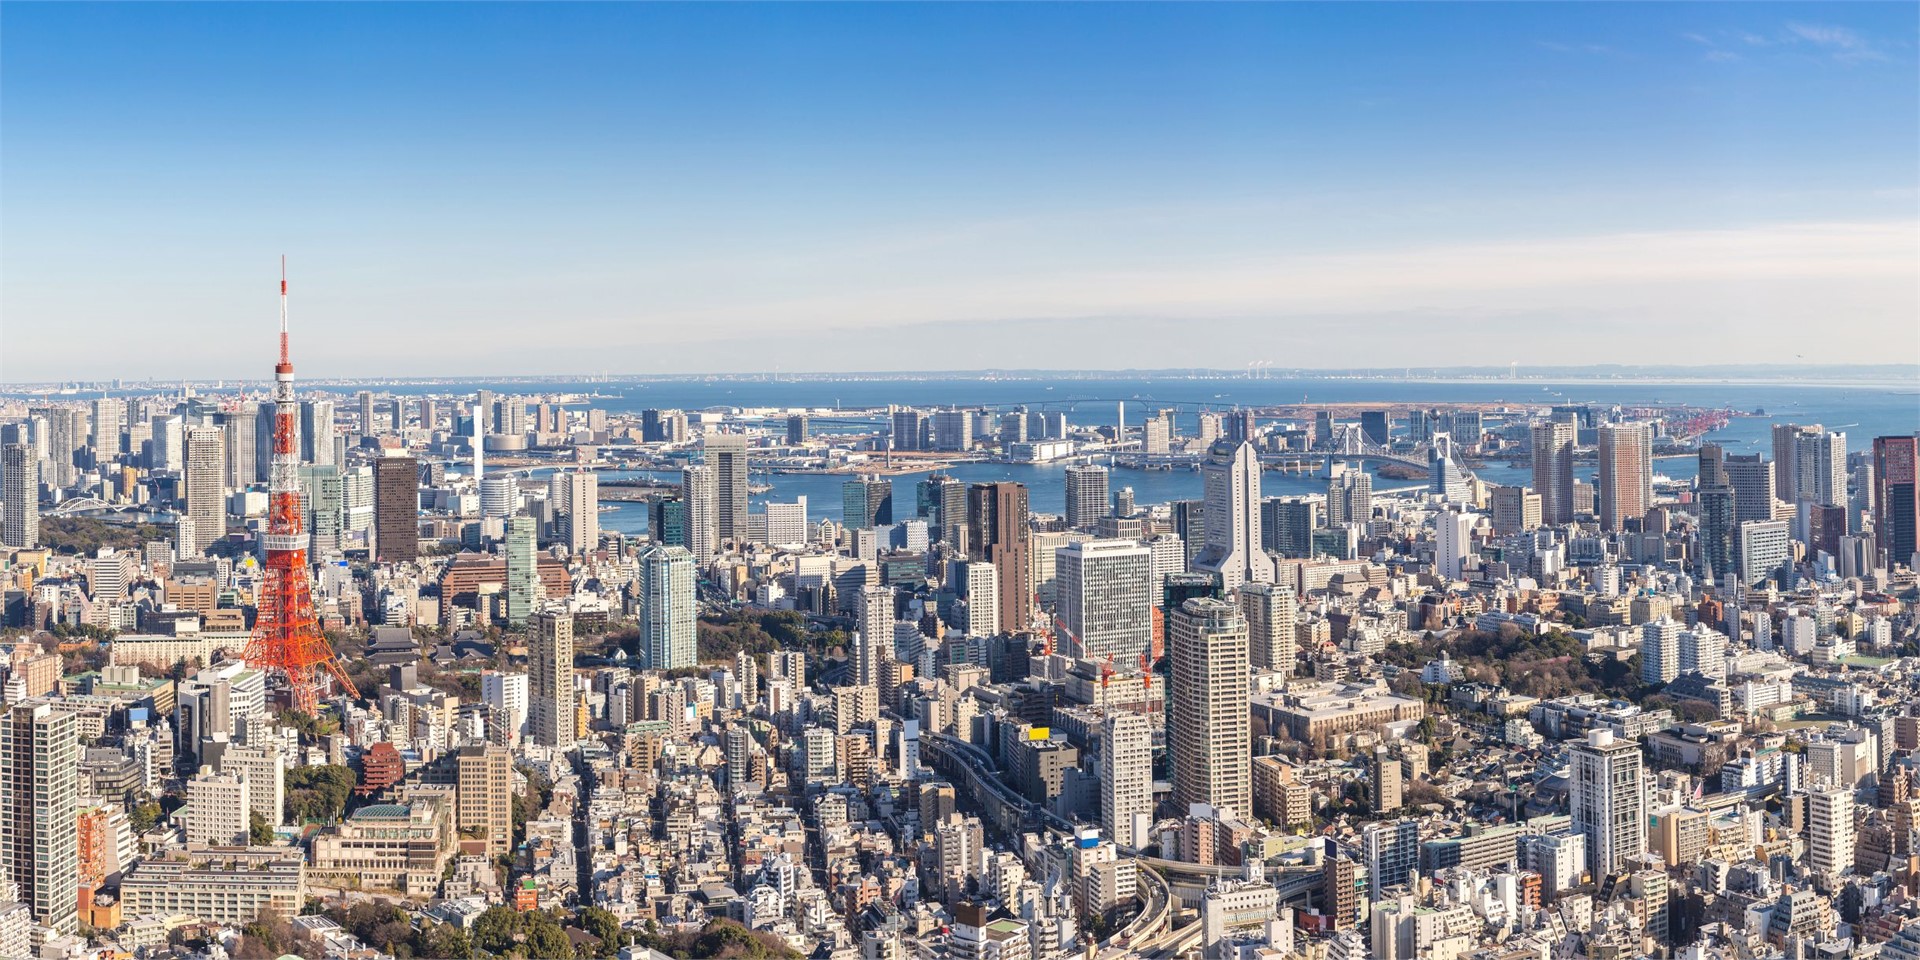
{"left": 1192, "top": 440, "right": 1274, "bottom": 593}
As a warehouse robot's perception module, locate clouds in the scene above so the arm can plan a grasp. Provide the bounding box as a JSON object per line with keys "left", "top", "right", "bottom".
{"left": 1538, "top": 41, "right": 1621, "bottom": 56}
{"left": 3, "top": 201, "right": 1914, "bottom": 379}
{"left": 673, "top": 219, "right": 1919, "bottom": 368}
{"left": 1782, "top": 22, "right": 1887, "bottom": 62}
{"left": 1685, "top": 20, "right": 1894, "bottom": 64}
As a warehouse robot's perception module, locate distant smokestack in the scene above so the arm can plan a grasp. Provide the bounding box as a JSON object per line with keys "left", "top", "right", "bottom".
{"left": 472, "top": 404, "right": 484, "bottom": 481}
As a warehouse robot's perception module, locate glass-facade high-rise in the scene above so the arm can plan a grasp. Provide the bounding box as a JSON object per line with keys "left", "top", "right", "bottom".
{"left": 638, "top": 544, "right": 698, "bottom": 671}
{"left": 505, "top": 515, "right": 537, "bottom": 629}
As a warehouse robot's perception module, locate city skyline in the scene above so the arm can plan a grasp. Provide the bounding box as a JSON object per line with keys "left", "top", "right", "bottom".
{"left": 2, "top": 5, "right": 1919, "bottom": 958}
{"left": 3, "top": 2, "right": 1916, "bottom": 380}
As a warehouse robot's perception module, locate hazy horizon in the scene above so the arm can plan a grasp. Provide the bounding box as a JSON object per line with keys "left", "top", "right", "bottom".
{"left": 6, "top": 362, "right": 1919, "bottom": 392}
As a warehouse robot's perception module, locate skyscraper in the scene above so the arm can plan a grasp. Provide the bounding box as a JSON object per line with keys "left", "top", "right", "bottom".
{"left": 763, "top": 498, "right": 808, "bottom": 548}
{"left": 1238, "top": 581, "right": 1296, "bottom": 673}
{"left": 1569, "top": 728, "right": 1645, "bottom": 880}
{"left": 344, "top": 468, "right": 376, "bottom": 536}
{"left": 1433, "top": 509, "right": 1475, "bottom": 581}
{"left": 1428, "top": 433, "right": 1470, "bottom": 502}
{"left": 1056, "top": 539, "right": 1154, "bottom": 662}
{"left": 1, "top": 702, "right": 79, "bottom": 934}
{"left": 1771, "top": 423, "right": 1803, "bottom": 503}
{"left": 504, "top": 515, "right": 537, "bottom": 629}
{"left": 495, "top": 397, "right": 527, "bottom": 437}
{"left": 1596, "top": 421, "right": 1652, "bottom": 532}
{"left": 151, "top": 414, "right": 184, "bottom": 473}
{"left": 1489, "top": 485, "right": 1541, "bottom": 536}
{"left": 890, "top": 408, "right": 927, "bottom": 452}
{"left": 842, "top": 475, "right": 893, "bottom": 530}
{"left": 1359, "top": 410, "right": 1391, "bottom": 447}
{"left": 1639, "top": 618, "right": 1681, "bottom": 685}
{"left": 637, "top": 545, "right": 697, "bottom": 671}
{"left": 1530, "top": 421, "right": 1576, "bottom": 526}
{"left": 1325, "top": 467, "right": 1373, "bottom": 529}
{"left": 530, "top": 611, "right": 575, "bottom": 748}
{"left": 1193, "top": 441, "right": 1274, "bottom": 593}
{"left": 1695, "top": 443, "right": 1736, "bottom": 584}
{"left": 299, "top": 399, "right": 334, "bottom": 466}
{"left": 704, "top": 433, "right": 750, "bottom": 545}
{"left": 373, "top": 455, "right": 419, "bottom": 563}
{"left": 1874, "top": 436, "right": 1918, "bottom": 568}
{"left": 1, "top": 444, "right": 38, "bottom": 549}
{"left": 1101, "top": 711, "right": 1152, "bottom": 849}
{"left": 930, "top": 409, "right": 972, "bottom": 451}
{"left": 1261, "top": 497, "right": 1318, "bottom": 558}
{"left": 357, "top": 391, "right": 376, "bottom": 436}
{"left": 183, "top": 425, "right": 226, "bottom": 556}
{"left": 962, "top": 561, "right": 999, "bottom": 638}
{"left": 480, "top": 474, "right": 517, "bottom": 519}
{"left": 299, "top": 465, "right": 344, "bottom": 554}
{"left": 90, "top": 397, "right": 123, "bottom": 458}
{"left": 1168, "top": 597, "right": 1251, "bottom": 814}
{"left": 649, "top": 494, "right": 687, "bottom": 550}
{"left": 1063, "top": 465, "right": 1111, "bottom": 530}
{"left": 1362, "top": 819, "right": 1419, "bottom": 901}
{"left": 550, "top": 470, "right": 599, "bottom": 557}
{"left": 786, "top": 414, "right": 808, "bottom": 445}
{"left": 1793, "top": 428, "right": 1848, "bottom": 508}
{"left": 967, "top": 483, "right": 1031, "bottom": 635}
{"left": 917, "top": 473, "right": 968, "bottom": 548}
{"left": 1225, "top": 410, "right": 1257, "bottom": 447}
{"left": 222, "top": 405, "right": 257, "bottom": 490}
{"left": 682, "top": 464, "right": 718, "bottom": 559}
{"left": 1738, "top": 519, "right": 1791, "bottom": 587}
{"left": 1724, "top": 452, "right": 1777, "bottom": 526}
{"left": 40, "top": 406, "right": 84, "bottom": 489}
{"left": 856, "top": 585, "right": 894, "bottom": 688}
{"left": 454, "top": 744, "right": 513, "bottom": 856}
{"left": 480, "top": 671, "right": 529, "bottom": 746}
{"left": 1808, "top": 784, "right": 1854, "bottom": 878}
{"left": 474, "top": 391, "right": 495, "bottom": 432}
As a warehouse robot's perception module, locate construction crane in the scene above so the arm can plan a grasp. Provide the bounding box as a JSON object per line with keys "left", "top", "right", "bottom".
{"left": 1053, "top": 614, "right": 1096, "bottom": 661}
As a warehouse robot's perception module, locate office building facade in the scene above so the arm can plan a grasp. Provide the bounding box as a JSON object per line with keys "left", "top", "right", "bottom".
{"left": 1169, "top": 598, "right": 1251, "bottom": 815}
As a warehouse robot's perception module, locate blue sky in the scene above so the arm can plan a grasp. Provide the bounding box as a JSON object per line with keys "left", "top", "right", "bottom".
{"left": 2, "top": 2, "right": 1914, "bottom": 379}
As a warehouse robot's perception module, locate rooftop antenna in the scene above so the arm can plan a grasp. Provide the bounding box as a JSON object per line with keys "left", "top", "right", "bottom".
{"left": 277, "top": 255, "right": 292, "bottom": 374}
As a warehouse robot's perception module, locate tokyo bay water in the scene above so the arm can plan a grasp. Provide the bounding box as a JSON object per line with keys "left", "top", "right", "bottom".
{"left": 361, "top": 375, "right": 1918, "bottom": 534}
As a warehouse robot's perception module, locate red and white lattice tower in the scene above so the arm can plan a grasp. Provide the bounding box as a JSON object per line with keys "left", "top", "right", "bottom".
{"left": 244, "top": 258, "right": 359, "bottom": 713}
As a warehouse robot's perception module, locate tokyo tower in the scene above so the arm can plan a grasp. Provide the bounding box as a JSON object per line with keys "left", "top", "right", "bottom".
{"left": 243, "top": 259, "right": 360, "bottom": 714}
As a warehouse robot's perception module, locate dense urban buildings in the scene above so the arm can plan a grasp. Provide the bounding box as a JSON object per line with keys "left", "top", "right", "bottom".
{"left": 0, "top": 368, "right": 1913, "bottom": 960}
{"left": 4, "top": 0, "right": 1917, "bottom": 952}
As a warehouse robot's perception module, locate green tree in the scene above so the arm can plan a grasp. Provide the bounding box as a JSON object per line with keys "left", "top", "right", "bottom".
{"left": 369, "top": 918, "right": 414, "bottom": 957}
{"left": 472, "top": 907, "right": 521, "bottom": 956}
{"left": 523, "top": 920, "right": 574, "bottom": 960}
{"left": 128, "top": 800, "right": 162, "bottom": 833}
{"left": 249, "top": 810, "right": 276, "bottom": 845}
{"left": 281, "top": 709, "right": 339, "bottom": 740}
{"left": 417, "top": 922, "right": 474, "bottom": 959}
{"left": 580, "top": 906, "right": 625, "bottom": 955}
{"left": 285, "top": 764, "right": 354, "bottom": 823}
